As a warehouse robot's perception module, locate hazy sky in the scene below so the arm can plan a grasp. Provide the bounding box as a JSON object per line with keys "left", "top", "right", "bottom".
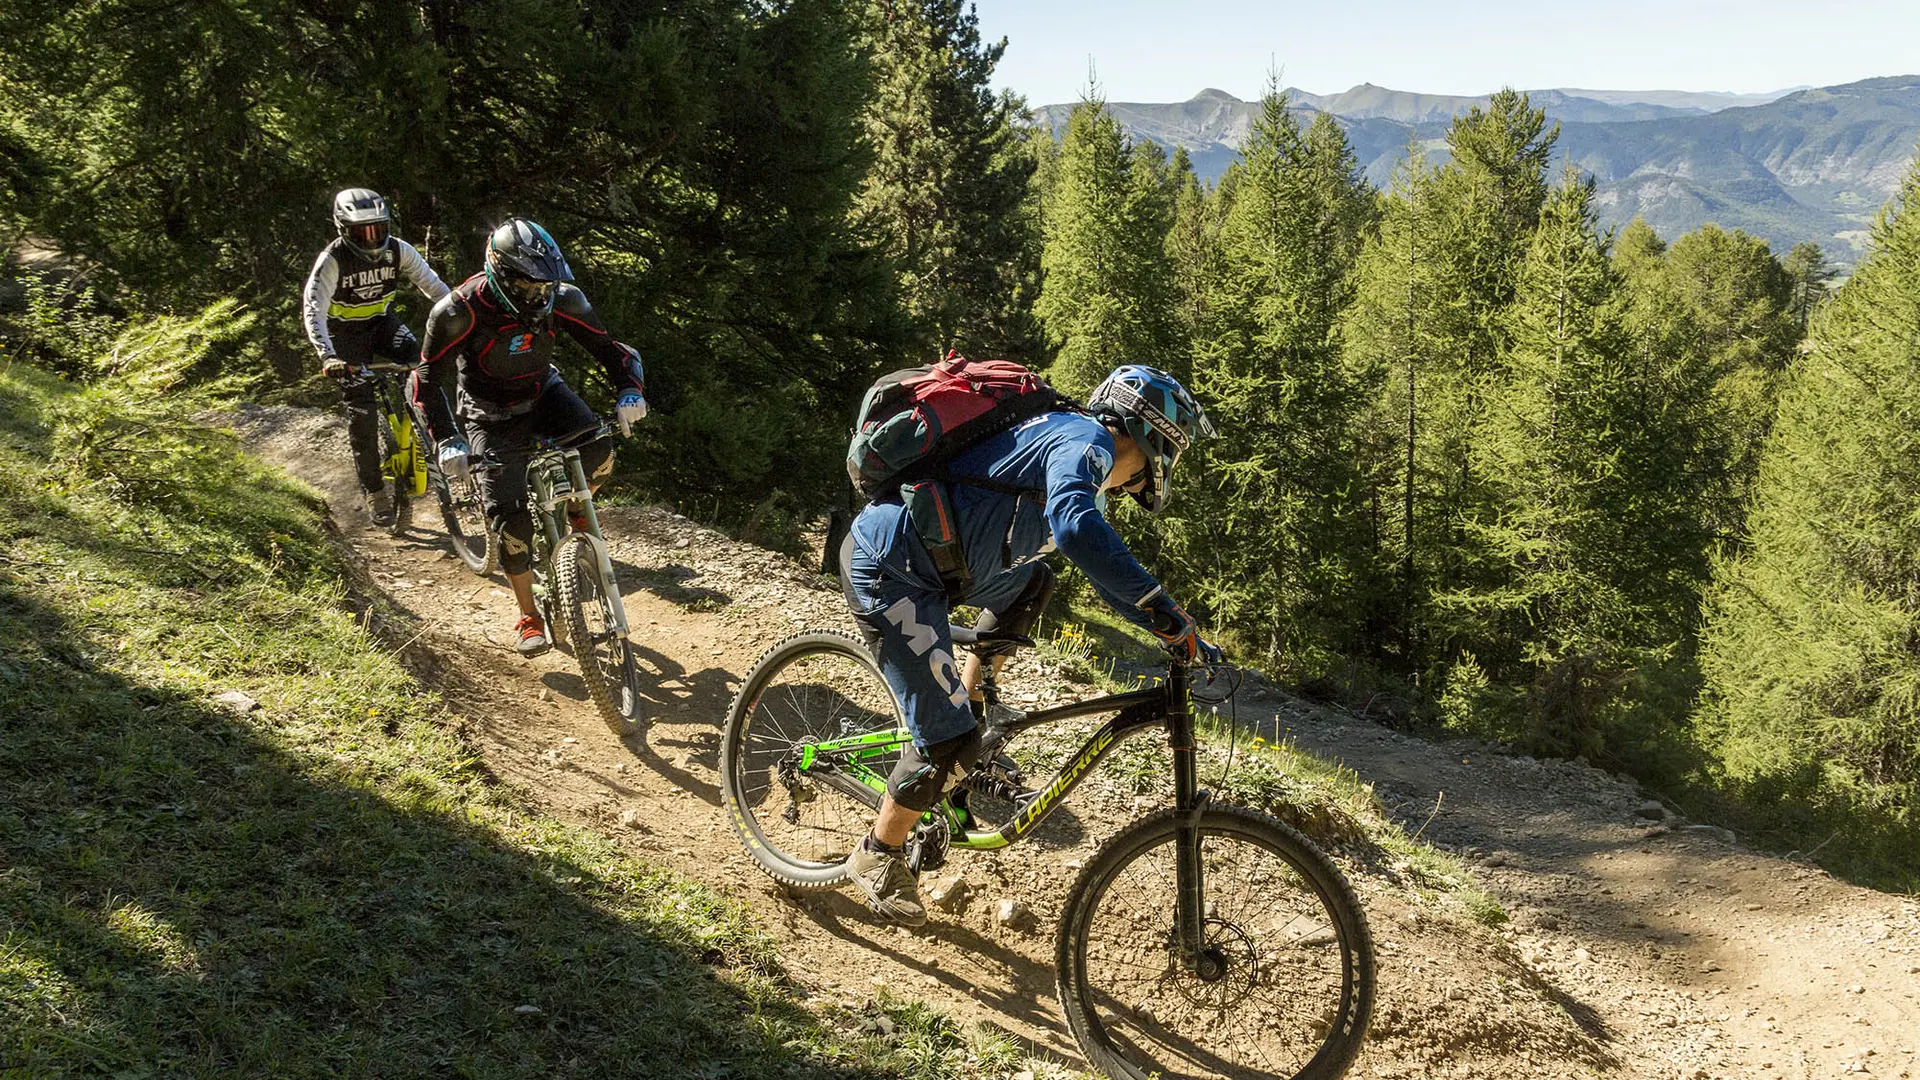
{"left": 969, "top": 0, "right": 1920, "bottom": 106}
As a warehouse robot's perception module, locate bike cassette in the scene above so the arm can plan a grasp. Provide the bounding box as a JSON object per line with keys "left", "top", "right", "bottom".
{"left": 905, "top": 811, "right": 951, "bottom": 874}
{"left": 776, "top": 745, "right": 818, "bottom": 825}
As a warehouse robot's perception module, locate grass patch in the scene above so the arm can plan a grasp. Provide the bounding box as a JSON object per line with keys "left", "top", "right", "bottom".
{"left": 0, "top": 338, "right": 1033, "bottom": 1076}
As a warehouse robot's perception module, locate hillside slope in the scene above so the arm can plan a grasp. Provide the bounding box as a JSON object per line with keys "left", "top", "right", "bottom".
{"left": 242, "top": 404, "right": 1920, "bottom": 1080}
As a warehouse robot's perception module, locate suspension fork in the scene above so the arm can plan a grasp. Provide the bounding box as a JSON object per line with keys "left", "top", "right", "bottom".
{"left": 562, "top": 452, "right": 632, "bottom": 639}
{"left": 1167, "top": 664, "right": 1217, "bottom": 975}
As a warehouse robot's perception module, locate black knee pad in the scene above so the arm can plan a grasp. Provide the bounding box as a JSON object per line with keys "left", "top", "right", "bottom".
{"left": 494, "top": 510, "right": 536, "bottom": 575}
{"left": 580, "top": 436, "right": 614, "bottom": 484}
{"left": 979, "top": 560, "right": 1056, "bottom": 638}
{"left": 887, "top": 728, "right": 982, "bottom": 813}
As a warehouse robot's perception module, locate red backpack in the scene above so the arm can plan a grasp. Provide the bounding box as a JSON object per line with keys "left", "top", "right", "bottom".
{"left": 846, "top": 351, "right": 1077, "bottom": 595}
{"left": 847, "top": 352, "right": 1074, "bottom": 498}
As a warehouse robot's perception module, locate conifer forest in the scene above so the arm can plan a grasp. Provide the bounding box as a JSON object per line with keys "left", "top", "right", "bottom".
{"left": 1, "top": 0, "right": 1912, "bottom": 886}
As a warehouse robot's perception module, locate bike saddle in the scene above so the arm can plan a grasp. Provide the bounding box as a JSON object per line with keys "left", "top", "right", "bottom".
{"left": 949, "top": 626, "right": 1034, "bottom": 649}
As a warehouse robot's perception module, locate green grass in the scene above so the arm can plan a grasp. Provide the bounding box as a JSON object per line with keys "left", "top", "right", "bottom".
{"left": 0, "top": 329, "right": 1032, "bottom": 1077}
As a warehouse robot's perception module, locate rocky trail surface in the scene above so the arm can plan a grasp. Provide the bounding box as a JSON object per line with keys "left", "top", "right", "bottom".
{"left": 235, "top": 405, "right": 1918, "bottom": 1080}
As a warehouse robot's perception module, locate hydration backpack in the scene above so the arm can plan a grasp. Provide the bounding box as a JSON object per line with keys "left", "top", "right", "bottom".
{"left": 846, "top": 351, "right": 1077, "bottom": 597}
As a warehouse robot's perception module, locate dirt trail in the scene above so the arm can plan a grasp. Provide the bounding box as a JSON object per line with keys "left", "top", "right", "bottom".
{"left": 235, "top": 405, "right": 1919, "bottom": 1080}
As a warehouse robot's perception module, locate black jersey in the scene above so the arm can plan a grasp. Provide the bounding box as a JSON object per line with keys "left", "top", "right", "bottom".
{"left": 412, "top": 273, "right": 643, "bottom": 442}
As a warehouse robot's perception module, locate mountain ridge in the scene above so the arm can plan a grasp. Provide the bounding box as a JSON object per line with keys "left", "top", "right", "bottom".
{"left": 1034, "top": 77, "right": 1920, "bottom": 263}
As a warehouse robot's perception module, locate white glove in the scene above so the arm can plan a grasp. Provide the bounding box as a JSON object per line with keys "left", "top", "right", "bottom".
{"left": 616, "top": 391, "right": 647, "bottom": 437}
{"left": 437, "top": 440, "right": 472, "bottom": 482}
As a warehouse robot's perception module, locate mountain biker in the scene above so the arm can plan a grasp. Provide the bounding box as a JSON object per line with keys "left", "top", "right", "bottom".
{"left": 302, "top": 188, "right": 451, "bottom": 526}
{"left": 840, "top": 364, "right": 1219, "bottom": 925}
{"left": 410, "top": 217, "right": 647, "bottom": 658}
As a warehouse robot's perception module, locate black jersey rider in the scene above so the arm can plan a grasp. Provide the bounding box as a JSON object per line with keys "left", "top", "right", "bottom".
{"left": 410, "top": 218, "right": 647, "bottom": 656}
{"left": 301, "top": 188, "right": 450, "bottom": 525}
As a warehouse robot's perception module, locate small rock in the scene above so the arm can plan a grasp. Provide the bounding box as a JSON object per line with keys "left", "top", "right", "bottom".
{"left": 1483, "top": 852, "right": 1508, "bottom": 867}
{"left": 1574, "top": 948, "right": 1593, "bottom": 964}
{"left": 513, "top": 1004, "right": 542, "bottom": 1015}
{"left": 1680, "top": 824, "right": 1737, "bottom": 845}
{"left": 926, "top": 876, "right": 971, "bottom": 911}
{"left": 539, "top": 687, "right": 554, "bottom": 702}
{"left": 1744, "top": 903, "right": 1764, "bottom": 911}
{"left": 1644, "top": 825, "right": 1670, "bottom": 838}
{"left": 1636, "top": 800, "right": 1668, "bottom": 820}
{"left": 562, "top": 736, "right": 577, "bottom": 744}
{"left": 674, "top": 538, "right": 691, "bottom": 549}
{"left": 872, "top": 1014, "right": 895, "bottom": 1036}
{"left": 1700, "top": 961, "right": 1722, "bottom": 973}
{"left": 618, "top": 808, "right": 646, "bottom": 830}
{"left": 1445, "top": 986, "right": 1467, "bottom": 1001}
{"left": 1848, "top": 984, "right": 1866, "bottom": 995}
{"left": 995, "top": 898, "right": 1029, "bottom": 927}
{"left": 212, "top": 690, "right": 258, "bottom": 715}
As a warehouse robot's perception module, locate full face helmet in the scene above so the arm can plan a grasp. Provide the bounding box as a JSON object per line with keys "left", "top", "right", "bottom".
{"left": 1086, "top": 365, "right": 1215, "bottom": 513}
{"left": 332, "top": 188, "right": 391, "bottom": 257}
{"left": 484, "top": 217, "right": 573, "bottom": 319}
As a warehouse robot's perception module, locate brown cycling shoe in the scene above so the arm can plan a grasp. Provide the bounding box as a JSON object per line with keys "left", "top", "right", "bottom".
{"left": 846, "top": 840, "right": 927, "bottom": 926}
{"left": 515, "top": 614, "right": 551, "bottom": 657}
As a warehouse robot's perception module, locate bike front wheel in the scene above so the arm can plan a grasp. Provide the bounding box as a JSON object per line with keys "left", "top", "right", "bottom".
{"left": 430, "top": 461, "right": 494, "bottom": 574}
{"left": 720, "top": 631, "right": 903, "bottom": 890}
{"left": 1056, "top": 803, "right": 1374, "bottom": 1080}
{"left": 553, "top": 532, "right": 642, "bottom": 726}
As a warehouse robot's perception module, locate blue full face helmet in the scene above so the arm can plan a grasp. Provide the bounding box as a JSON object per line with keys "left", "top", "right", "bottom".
{"left": 484, "top": 217, "right": 573, "bottom": 319}
{"left": 1086, "top": 365, "right": 1215, "bottom": 513}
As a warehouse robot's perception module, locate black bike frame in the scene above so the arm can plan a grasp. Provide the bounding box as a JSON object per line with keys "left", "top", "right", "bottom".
{"left": 963, "top": 662, "right": 1210, "bottom": 968}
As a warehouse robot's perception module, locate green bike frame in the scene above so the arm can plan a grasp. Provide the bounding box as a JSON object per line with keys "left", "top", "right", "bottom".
{"left": 800, "top": 666, "right": 1193, "bottom": 853}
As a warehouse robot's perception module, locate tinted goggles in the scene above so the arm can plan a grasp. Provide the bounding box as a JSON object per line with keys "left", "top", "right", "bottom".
{"left": 348, "top": 221, "right": 389, "bottom": 248}
{"left": 503, "top": 274, "right": 557, "bottom": 309}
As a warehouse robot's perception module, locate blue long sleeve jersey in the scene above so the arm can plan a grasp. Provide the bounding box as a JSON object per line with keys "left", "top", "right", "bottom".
{"left": 849, "top": 410, "right": 1166, "bottom": 631}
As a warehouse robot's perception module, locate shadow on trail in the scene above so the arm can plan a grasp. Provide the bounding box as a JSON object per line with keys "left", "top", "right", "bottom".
{"left": 0, "top": 567, "right": 896, "bottom": 1078}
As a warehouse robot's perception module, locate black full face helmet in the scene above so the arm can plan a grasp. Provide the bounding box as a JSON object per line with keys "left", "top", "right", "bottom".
{"left": 484, "top": 218, "right": 573, "bottom": 319}
{"left": 332, "top": 188, "right": 391, "bottom": 257}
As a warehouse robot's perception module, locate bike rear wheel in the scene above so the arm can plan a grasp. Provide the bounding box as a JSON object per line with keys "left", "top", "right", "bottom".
{"left": 553, "top": 532, "right": 641, "bottom": 725}
{"left": 1056, "top": 803, "right": 1374, "bottom": 1080}
{"left": 720, "top": 631, "right": 903, "bottom": 890}
{"left": 431, "top": 461, "right": 494, "bottom": 574}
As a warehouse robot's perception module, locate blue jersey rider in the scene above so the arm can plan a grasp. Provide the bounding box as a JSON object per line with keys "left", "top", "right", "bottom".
{"left": 840, "top": 365, "right": 1220, "bottom": 925}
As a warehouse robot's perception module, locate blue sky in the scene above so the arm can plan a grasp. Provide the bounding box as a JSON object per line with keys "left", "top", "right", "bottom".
{"left": 969, "top": 0, "right": 1920, "bottom": 106}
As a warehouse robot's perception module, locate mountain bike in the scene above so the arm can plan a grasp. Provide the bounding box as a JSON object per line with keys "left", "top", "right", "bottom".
{"left": 720, "top": 628, "right": 1375, "bottom": 1080}
{"left": 353, "top": 361, "right": 429, "bottom": 537}
{"left": 471, "top": 421, "right": 643, "bottom": 726}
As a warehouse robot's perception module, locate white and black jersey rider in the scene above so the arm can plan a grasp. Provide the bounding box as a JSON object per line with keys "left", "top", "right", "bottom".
{"left": 301, "top": 188, "right": 450, "bottom": 494}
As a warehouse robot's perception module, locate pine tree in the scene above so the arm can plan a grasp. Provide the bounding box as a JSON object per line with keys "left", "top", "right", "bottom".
{"left": 1343, "top": 147, "right": 1446, "bottom": 669}
{"left": 1033, "top": 96, "right": 1178, "bottom": 396}
{"left": 1782, "top": 240, "right": 1836, "bottom": 333}
{"left": 1699, "top": 158, "right": 1920, "bottom": 846}
{"left": 1466, "top": 170, "right": 1725, "bottom": 754}
{"left": 1167, "top": 88, "right": 1376, "bottom": 669}
{"left": 853, "top": 0, "right": 1039, "bottom": 362}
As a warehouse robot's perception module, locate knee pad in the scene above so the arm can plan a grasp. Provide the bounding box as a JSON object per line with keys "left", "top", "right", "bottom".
{"left": 980, "top": 560, "right": 1056, "bottom": 638}
{"left": 494, "top": 510, "right": 536, "bottom": 575}
{"left": 581, "top": 437, "right": 614, "bottom": 483}
{"left": 886, "top": 728, "right": 982, "bottom": 813}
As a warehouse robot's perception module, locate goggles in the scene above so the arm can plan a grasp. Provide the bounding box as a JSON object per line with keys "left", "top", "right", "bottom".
{"left": 347, "top": 221, "right": 389, "bottom": 249}
{"left": 503, "top": 274, "right": 557, "bottom": 310}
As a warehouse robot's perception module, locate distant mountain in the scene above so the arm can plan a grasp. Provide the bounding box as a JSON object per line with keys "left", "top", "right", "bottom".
{"left": 1033, "top": 79, "right": 1918, "bottom": 265}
